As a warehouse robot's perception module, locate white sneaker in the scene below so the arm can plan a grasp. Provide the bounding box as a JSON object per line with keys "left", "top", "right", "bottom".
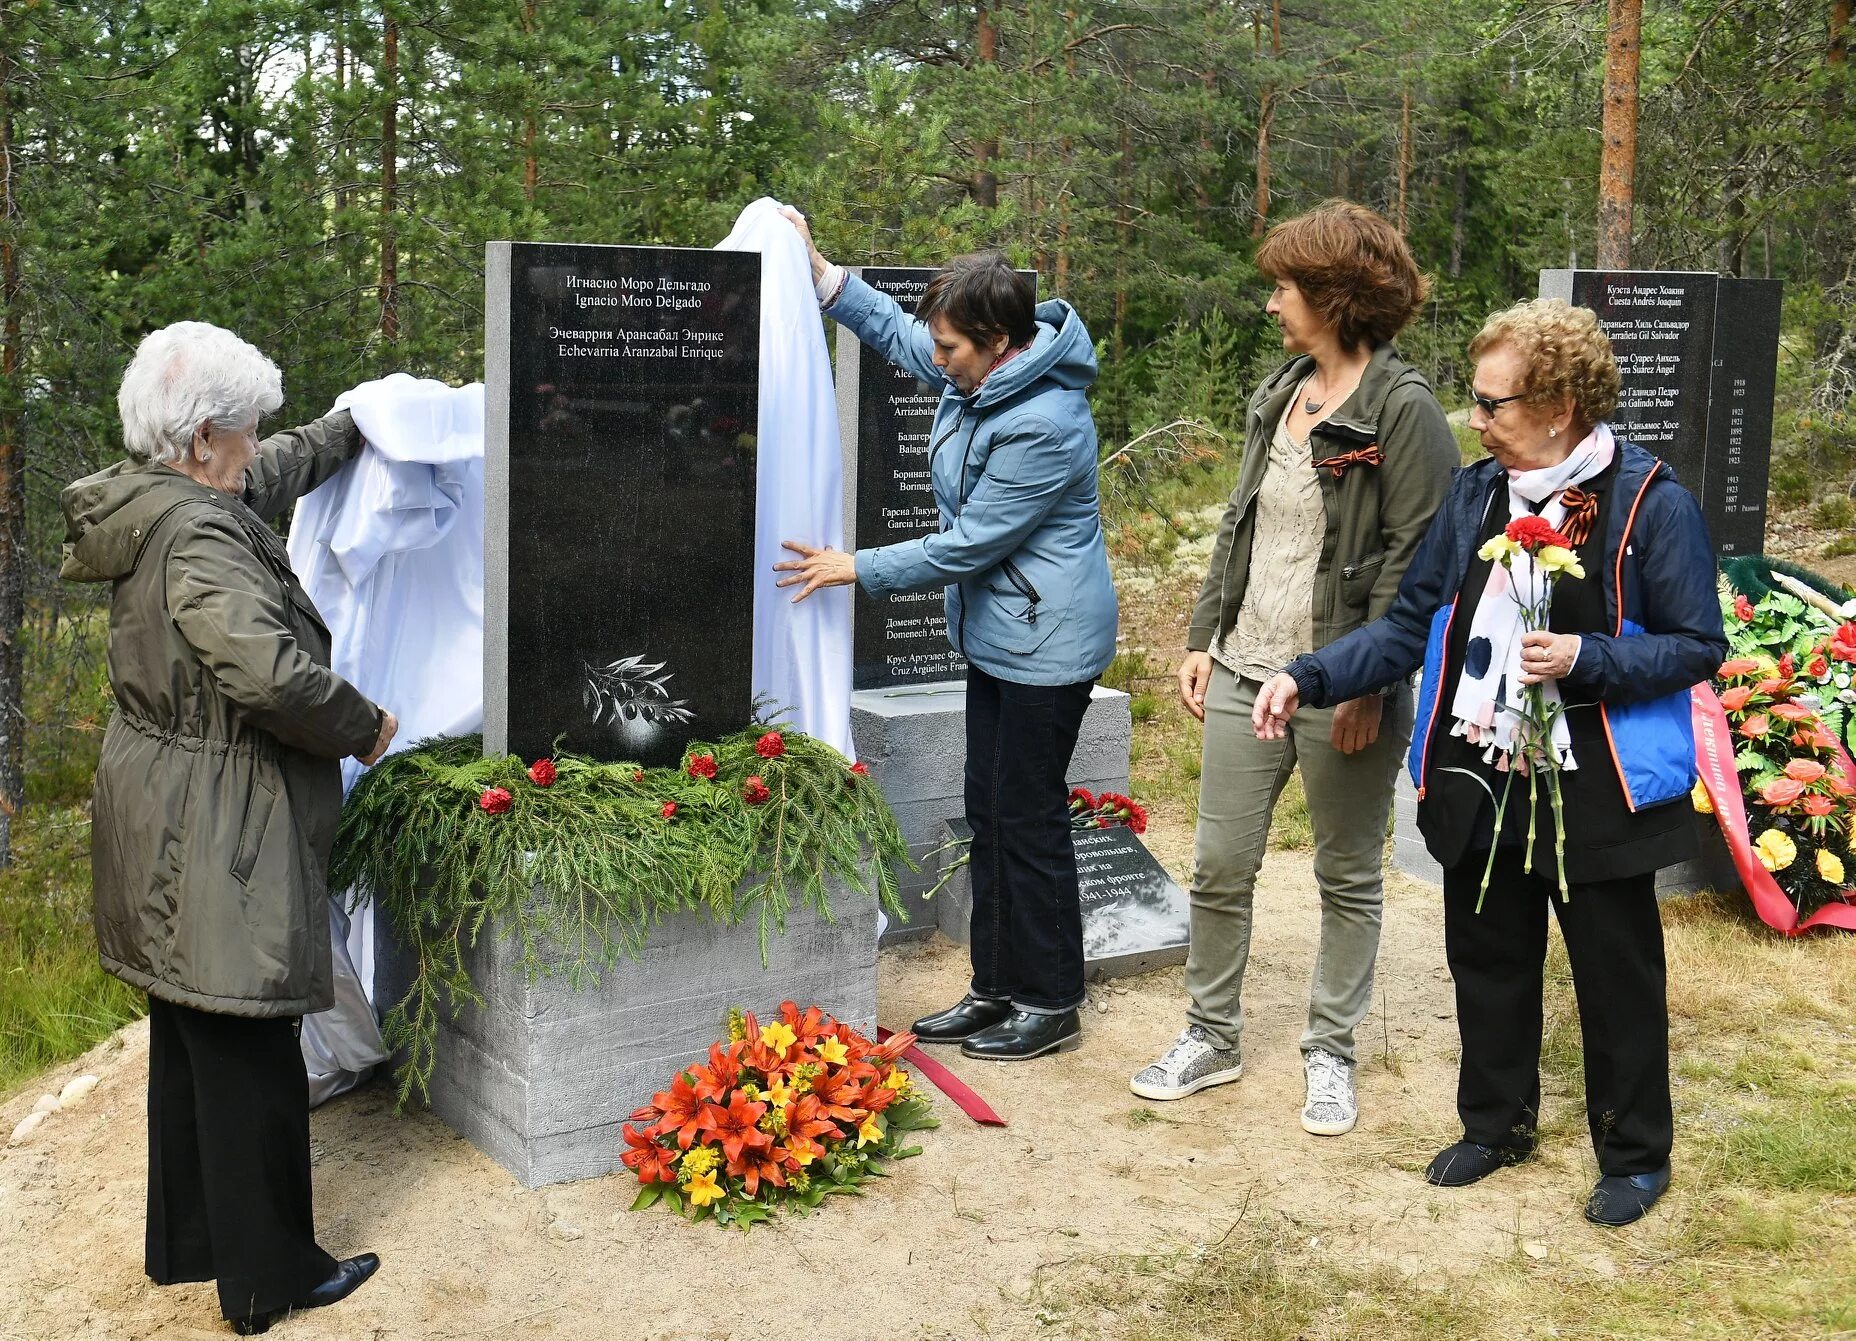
{"left": 1301, "top": 1046, "right": 1357, "bottom": 1135}
{"left": 1130, "top": 1025, "right": 1244, "bottom": 1101}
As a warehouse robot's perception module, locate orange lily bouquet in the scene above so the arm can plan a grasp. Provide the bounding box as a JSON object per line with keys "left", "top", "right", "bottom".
{"left": 622, "top": 1001, "right": 938, "bottom": 1229}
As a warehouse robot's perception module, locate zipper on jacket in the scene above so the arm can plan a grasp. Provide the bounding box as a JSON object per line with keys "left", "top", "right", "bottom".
{"left": 1000, "top": 559, "right": 1041, "bottom": 623}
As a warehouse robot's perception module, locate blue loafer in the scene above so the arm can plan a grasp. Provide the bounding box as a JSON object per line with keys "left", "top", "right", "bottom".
{"left": 1585, "top": 1166, "right": 1671, "bottom": 1226}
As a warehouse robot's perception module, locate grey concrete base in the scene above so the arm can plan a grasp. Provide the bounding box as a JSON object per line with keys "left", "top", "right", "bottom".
{"left": 1392, "top": 774, "right": 1737, "bottom": 899}
{"left": 374, "top": 875, "right": 878, "bottom": 1188}
{"left": 852, "top": 682, "right": 1132, "bottom": 942}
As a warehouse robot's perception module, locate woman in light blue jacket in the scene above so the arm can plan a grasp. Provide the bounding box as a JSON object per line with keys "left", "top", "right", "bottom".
{"left": 776, "top": 209, "right": 1118, "bottom": 1060}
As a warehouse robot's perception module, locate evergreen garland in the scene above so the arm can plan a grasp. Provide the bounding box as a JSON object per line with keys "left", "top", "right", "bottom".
{"left": 330, "top": 730, "right": 908, "bottom": 1106}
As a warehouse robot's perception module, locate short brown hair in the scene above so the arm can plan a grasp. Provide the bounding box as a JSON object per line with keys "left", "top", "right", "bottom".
{"left": 1469, "top": 299, "right": 1621, "bottom": 428}
{"left": 1255, "top": 200, "right": 1429, "bottom": 351}
{"left": 917, "top": 252, "right": 1037, "bottom": 349}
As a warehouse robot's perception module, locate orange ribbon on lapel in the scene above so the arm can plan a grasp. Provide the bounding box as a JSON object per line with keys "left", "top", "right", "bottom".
{"left": 1559, "top": 486, "right": 1599, "bottom": 546}
{"left": 1313, "top": 445, "right": 1385, "bottom": 479}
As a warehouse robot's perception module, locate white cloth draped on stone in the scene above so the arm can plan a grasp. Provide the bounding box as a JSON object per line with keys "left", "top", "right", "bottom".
{"left": 716, "top": 196, "right": 855, "bottom": 758}
{"left": 289, "top": 374, "right": 487, "bottom": 1106}
{"left": 1448, "top": 422, "right": 1615, "bottom": 770}
{"left": 291, "top": 205, "right": 856, "bottom": 1100}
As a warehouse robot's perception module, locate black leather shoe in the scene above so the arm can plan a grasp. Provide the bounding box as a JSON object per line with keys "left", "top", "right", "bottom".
{"left": 1585, "top": 1166, "right": 1671, "bottom": 1226}
{"left": 1423, "top": 1140, "right": 1531, "bottom": 1188}
{"left": 959, "top": 1009, "right": 1081, "bottom": 1060}
{"left": 911, "top": 994, "right": 1013, "bottom": 1043}
{"left": 231, "top": 1253, "right": 380, "bottom": 1334}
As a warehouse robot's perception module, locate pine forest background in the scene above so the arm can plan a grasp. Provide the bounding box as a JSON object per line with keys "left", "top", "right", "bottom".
{"left": 0, "top": 0, "right": 1853, "bottom": 878}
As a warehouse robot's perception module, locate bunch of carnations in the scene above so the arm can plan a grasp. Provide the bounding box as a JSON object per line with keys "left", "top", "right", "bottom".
{"left": 621, "top": 1001, "right": 938, "bottom": 1229}
{"left": 1067, "top": 787, "right": 1149, "bottom": 834}
{"left": 1459, "top": 516, "right": 1587, "bottom": 907}
{"left": 1707, "top": 654, "right": 1856, "bottom": 919}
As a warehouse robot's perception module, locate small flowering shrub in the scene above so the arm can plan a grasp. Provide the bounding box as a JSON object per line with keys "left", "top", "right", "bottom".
{"left": 623, "top": 1002, "right": 938, "bottom": 1229}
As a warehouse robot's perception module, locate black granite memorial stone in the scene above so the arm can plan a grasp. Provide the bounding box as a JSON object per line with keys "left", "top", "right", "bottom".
{"left": 847, "top": 268, "right": 966, "bottom": 691}
{"left": 485, "top": 241, "right": 760, "bottom": 767}
{"left": 1539, "top": 269, "right": 1781, "bottom": 557}
{"left": 1071, "top": 824, "right": 1191, "bottom": 976}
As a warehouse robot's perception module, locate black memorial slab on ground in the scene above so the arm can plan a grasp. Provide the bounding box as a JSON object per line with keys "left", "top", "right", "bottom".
{"left": 485, "top": 241, "right": 760, "bottom": 766}
{"left": 841, "top": 267, "right": 966, "bottom": 690}
{"left": 938, "top": 819, "right": 1189, "bottom": 977}
{"left": 1539, "top": 270, "right": 1781, "bottom": 557}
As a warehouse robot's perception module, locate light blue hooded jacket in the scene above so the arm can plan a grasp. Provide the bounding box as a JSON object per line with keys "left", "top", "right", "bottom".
{"left": 834, "top": 274, "right": 1119, "bottom": 686}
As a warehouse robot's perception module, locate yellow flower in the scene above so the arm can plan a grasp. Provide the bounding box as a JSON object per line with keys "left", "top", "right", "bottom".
{"left": 856, "top": 1114, "right": 883, "bottom": 1148}
{"left": 678, "top": 1145, "right": 720, "bottom": 1179}
{"left": 881, "top": 1067, "right": 910, "bottom": 1093}
{"left": 1478, "top": 535, "right": 1522, "bottom": 564}
{"left": 760, "top": 1021, "right": 798, "bottom": 1056}
{"left": 1754, "top": 828, "right": 1797, "bottom": 872}
{"left": 817, "top": 1037, "right": 849, "bottom": 1066}
{"left": 1818, "top": 848, "right": 1846, "bottom": 884}
{"left": 1691, "top": 781, "right": 1714, "bottom": 815}
{"left": 724, "top": 1007, "right": 747, "bottom": 1043}
{"left": 684, "top": 1170, "right": 724, "bottom": 1207}
{"left": 789, "top": 1144, "right": 817, "bottom": 1168}
{"left": 1534, "top": 545, "right": 1585, "bottom": 580}
{"left": 767, "top": 1078, "right": 794, "bottom": 1108}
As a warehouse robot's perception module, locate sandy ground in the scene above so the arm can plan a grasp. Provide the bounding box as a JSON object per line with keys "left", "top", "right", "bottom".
{"left": 1, "top": 827, "right": 1654, "bottom": 1341}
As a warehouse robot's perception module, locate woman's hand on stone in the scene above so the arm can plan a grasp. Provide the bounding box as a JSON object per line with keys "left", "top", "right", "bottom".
{"left": 1252, "top": 673, "right": 1300, "bottom": 740}
{"left": 778, "top": 207, "right": 830, "bottom": 283}
{"left": 1518, "top": 630, "right": 1582, "bottom": 685}
{"left": 1177, "top": 651, "right": 1213, "bottom": 722}
{"left": 774, "top": 541, "right": 857, "bottom": 602}
{"left": 1330, "top": 694, "right": 1382, "bottom": 754}
{"left": 359, "top": 709, "right": 398, "bottom": 766}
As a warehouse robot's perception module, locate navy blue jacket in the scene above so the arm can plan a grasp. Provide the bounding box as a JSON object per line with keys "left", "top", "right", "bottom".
{"left": 1288, "top": 438, "right": 1727, "bottom": 813}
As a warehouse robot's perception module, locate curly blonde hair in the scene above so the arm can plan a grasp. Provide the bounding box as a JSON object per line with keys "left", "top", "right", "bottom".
{"left": 1468, "top": 299, "right": 1620, "bottom": 429}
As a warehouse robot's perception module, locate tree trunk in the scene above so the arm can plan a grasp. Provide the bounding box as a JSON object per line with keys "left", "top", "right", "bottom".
{"left": 379, "top": 9, "right": 400, "bottom": 342}
{"left": 1597, "top": 0, "right": 1642, "bottom": 269}
{"left": 1251, "top": 0, "right": 1281, "bottom": 240}
{"left": 1833, "top": 0, "right": 1851, "bottom": 65}
{"left": 334, "top": 3, "right": 348, "bottom": 214}
{"left": 0, "top": 1, "right": 25, "bottom": 865}
{"left": 1395, "top": 88, "right": 1413, "bottom": 233}
{"left": 522, "top": 0, "right": 538, "bottom": 202}
{"left": 973, "top": 3, "right": 999, "bottom": 207}
{"left": 1056, "top": 9, "right": 1075, "bottom": 288}
{"left": 1115, "top": 67, "right": 1132, "bottom": 359}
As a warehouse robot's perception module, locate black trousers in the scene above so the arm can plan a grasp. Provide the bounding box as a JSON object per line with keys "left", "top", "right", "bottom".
{"left": 1442, "top": 848, "right": 1674, "bottom": 1175}
{"left": 146, "top": 996, "right": 336, "bottom": 1320}
{"left": 964, "top": 664, "right": 1095, "bottom": 1013}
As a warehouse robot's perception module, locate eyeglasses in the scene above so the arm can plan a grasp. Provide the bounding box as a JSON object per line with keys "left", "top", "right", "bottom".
{"left": 1470, "top": 390, "right": 1527, "bottom": 417}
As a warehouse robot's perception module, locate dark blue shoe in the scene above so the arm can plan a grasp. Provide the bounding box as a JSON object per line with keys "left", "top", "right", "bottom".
{"left": 1423, "top": 1139, "right": 1531, "bottom": 1187}
{"left": 1585, "top": 1166, "right": 1671, "bottom": 1225}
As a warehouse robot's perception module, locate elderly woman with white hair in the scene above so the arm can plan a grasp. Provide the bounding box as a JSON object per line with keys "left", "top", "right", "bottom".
{"left": 60, "top": 322, "right": 397, "bottom": 1334}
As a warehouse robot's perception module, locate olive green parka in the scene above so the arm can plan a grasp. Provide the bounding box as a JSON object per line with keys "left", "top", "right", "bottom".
{"left": 61, "top": 412, "right": 379, "bottom": 1018}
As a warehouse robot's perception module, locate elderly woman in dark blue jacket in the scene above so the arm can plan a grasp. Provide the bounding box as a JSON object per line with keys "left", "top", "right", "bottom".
{"left": 774, "top": 210, "right": 1118, "bottom": 1061}
{"left": 1253, "top": 300, "right": 1726, "bottom": 1227}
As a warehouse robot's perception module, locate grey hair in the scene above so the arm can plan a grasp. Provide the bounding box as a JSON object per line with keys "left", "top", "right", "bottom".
{"left": 117, "top": 321, "right": 284, "bottom": 464}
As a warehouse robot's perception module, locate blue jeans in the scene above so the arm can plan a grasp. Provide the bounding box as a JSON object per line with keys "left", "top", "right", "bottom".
{"left": 964, "top": 665, "right": 1095, "bottom": 1013}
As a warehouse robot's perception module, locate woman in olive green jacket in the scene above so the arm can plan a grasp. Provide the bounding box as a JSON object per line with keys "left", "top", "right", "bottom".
{"left": 60, "top": 321, "right": 393, "bottom": 1334}
{"left": 1129, "top": 203, "right": 1457, "bottom": 1138}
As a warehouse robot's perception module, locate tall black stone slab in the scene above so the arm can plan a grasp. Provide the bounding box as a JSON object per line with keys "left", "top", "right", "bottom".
{"left": 1704, "top": 279, "right": 1783, "bottom": 557}
{"left": 1539, "top": 268, "right": 1778, "bottom": 557}
{"left": 485, "top": 241, "right": 760, "bottom": 766}
{"left": 841, "top": 267, "right": 966, "bottom": 690}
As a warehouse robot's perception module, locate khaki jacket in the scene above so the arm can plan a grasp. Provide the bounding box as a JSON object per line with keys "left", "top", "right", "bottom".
{"left": 61, "top": 412, "right": 378, "bottom": 1018}
{"left": 1187, "top": 345, "right": 1456, "bottom": 662}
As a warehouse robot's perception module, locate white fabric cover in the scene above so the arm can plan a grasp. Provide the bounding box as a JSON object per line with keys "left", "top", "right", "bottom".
{"left": 717, "top": 196, "right": 855, "bottom": 758}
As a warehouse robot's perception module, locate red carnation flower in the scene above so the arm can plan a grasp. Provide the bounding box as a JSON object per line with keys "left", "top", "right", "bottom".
{"left": 1738, "top": 713, "right": 1771, "bottom": 739}
{"left": 1801, "top": 794, "right": 1838, "bottom": 818}
{"left": 1504, "top": 515, "right": 1570, "bottom": 551}
{"left": 1808, "top": 653, "right": 1831, "bottom": 679}
{"left": 633, "top": 769, "right": 645, "bottom": 783}
{"left": 1833, "top": 623, "right": 1856, "bottom": 663}
{"left": 1718, "top": 685, "right": 1753, "bottom": 712}
{"left": 1733, "top": 594, "right": 1755, "bottom": 621}
{"left": 479, "top": 787, "right": 514, "bottom": 815}
{"left": 687, "top": 752, "right": 718, "bottom": 780}
{"left": 1758, "top": 777, "right": 1806, "bottom": 808}
{"left": 1068, "top": 787, "right": 1097, "bottom": 811}
{"left": 661, "top": 801, "right": 678, "bottom": 819}
{"left": 755, "top": 731, "right": 786, "bottom": 760}
{"left": 850, "top": 761, "right": 869, "bottom": 776}
{"left": 527, "top": 758, "right": 557, "bottom": 787}
{"left": 743, "top": 775, "right": 771, "bottom": 806}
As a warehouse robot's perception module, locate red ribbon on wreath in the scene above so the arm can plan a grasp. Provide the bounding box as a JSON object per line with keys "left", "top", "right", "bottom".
{"left": 1691, "top": 685, "right": 1856, "bottom": 936}
{"left": 1313, "top": 445, "right": 1385, "bottom": 479}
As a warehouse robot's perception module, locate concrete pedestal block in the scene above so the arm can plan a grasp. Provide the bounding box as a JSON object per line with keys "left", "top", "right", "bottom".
{"left": 852, "top": 683, "right": 1132, "bottom": 942}
{"left": 1390, "top": 772, "right": 1445, "bottom": 886}
{"left": 374, "top": 875, "right": 878, "bottom": 1188}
